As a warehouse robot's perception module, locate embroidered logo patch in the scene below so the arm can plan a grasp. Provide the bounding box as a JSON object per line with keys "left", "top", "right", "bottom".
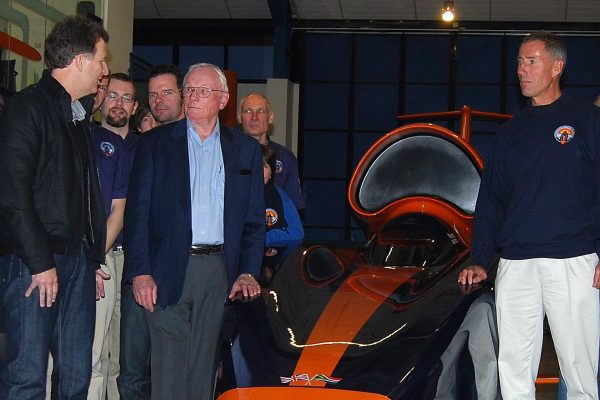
{"left": 275, "top": 160, "right": 283, "bottom": 174}
{"left": 100, "top": 141, "right": 115, "bottom": 157}
{"left": 554, "top": 125, "right": 575, "bottom": 145}
{"left": 266, "top": 208, "right": 278, "bottom": 227}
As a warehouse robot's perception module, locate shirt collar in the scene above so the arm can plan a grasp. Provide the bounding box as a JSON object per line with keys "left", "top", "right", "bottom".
{"left": 71, "top": 100, "right": 87, "bottom": 124}
{"left": 186, "top": 119, "right": 221, "bottom": 143}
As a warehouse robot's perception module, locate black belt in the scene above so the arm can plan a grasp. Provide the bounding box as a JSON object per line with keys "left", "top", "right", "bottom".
{"left": 190, "top": 244, "right": 224, "bottom": 255}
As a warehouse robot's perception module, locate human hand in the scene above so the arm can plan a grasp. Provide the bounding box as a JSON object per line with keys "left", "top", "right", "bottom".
{"left": 457, "top": 265, "right": 488, "bottom": 285}
{"left": 95, "top": 267, "right": 111, "bottom": 300}
{"left": 229, "top": 273, "right": 261, "bottom": 300}
{"left": 132, "top": 274, "right": 157, "bottom": 312}
{"left": 593, "top": 261, "right": 600, "bottom": 289}
{"left": 26, "top": 267, "right": 59, "bottom": 307}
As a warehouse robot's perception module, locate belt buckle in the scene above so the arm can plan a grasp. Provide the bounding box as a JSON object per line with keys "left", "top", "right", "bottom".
{"left": 190, "top": 244, "right": 223, "bottom": 256}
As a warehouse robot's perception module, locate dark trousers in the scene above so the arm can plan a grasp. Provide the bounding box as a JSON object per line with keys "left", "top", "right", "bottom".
{"left": 0, "top": 244, "right": 95, "bottom": 400}
{"left": 146, "top": 252, "right": 228, "bottom": 400}
{"left": 117, "top": 282, "right": 151, "bottom": 400}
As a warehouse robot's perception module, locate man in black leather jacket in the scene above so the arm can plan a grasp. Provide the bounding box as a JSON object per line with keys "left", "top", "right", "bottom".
{"left": 0, "top": 17, "right": 109, "bottom": 399}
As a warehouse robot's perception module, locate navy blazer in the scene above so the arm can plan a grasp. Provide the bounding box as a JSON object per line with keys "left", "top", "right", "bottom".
{"left": 123, "top": 119, "right": 265, "bottom": 307}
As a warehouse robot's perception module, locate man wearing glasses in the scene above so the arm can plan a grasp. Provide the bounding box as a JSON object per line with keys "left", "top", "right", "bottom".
{"left": 89, "top": 72, "right": 138, "bottom": 400}
{"left": 124, "top": 63, "right": 264, "bottom": 399}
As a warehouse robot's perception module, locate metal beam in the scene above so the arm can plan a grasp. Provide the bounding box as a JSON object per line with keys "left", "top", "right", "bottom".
{"left": 267, "top": 0, "right": 292, "bottom": 79}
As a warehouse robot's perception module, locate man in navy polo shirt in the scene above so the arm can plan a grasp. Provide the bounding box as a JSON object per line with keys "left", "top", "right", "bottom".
{"left": 238, "top": 93, "right": 305, "bottom": 212}
{"left": 89, "top": 72, "right": 137, "bottom": 400}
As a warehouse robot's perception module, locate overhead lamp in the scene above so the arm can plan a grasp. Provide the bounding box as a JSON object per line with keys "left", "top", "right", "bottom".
{"left": 441, "top": 0, "right": 455, "bottom": 22}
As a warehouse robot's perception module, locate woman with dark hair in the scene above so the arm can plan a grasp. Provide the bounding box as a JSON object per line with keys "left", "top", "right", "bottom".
{"left": 261, "top": 144, "right": 304, "bottom": 285}
{"left": 133, "top": 102, "right": 158, "bottom": 133}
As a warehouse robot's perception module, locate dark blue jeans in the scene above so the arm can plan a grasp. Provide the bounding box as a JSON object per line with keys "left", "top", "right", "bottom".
{"left": 117, "top": 282, "right": 151, "bottom": 400}
{"left": 0, "top": 244, "right": 95, "bottom": 400}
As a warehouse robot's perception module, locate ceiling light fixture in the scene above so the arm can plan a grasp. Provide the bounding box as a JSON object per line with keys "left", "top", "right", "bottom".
{"left": 441, "top": 0, "right": 455, "bottom": 22}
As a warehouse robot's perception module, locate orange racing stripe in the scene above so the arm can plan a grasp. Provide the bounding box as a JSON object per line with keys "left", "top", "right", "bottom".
{"left": 290, "top": 269, "right": 413, "bottom": 387}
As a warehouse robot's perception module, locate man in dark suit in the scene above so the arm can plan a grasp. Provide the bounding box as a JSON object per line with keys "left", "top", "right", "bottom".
{"left": 123, "top": 63, "right": 264, "bottom": 399}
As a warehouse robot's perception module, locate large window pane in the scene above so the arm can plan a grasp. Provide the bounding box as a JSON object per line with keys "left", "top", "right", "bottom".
{"left": 456, "top": 85, "right": 501, "bottom": 111}
{"left": 404, "top": 84, "right": 449, "bottom": 114}
{"left": 303, "top": 180, "right": 347, "bottom": 228}
{"left": 303, "top": 131, "right": 347, "bottom": 178}
{"left": 563, "top": 37, "right": 600, "bottom": 85}
{"left": 305, "top": 34, "right": 352, "bottom": 82}
{"left": 180, "top": 46, "right": 224, "bottom": 73}
{"left": 354, "top": 83, "right": 400, "bottom": 131}
{"left": 457, "top": 36, "right": 502, "bottom": 84}
{"left": 303, "top": 83, "right": 349, "bottom": 130}
{"left": 405, "top": 35, "right": 450, "bottom": 83}
{"left": 355, "top": 35, "right": 402, "bottom": 83}
{"left": 228, "top": 46, "right": 273, "bottom": 80}
{"left": 131, "top": 45, "right": 173, "bottom": 79}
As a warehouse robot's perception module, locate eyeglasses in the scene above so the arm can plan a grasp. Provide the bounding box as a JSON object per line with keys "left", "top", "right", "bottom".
{"left": 241, "top": 108, "right": 268, "bottom": 116}
{"left": 182, "top": 86, "right": 226, "bottom": 98}
{"left": 148, "top": 89, "right": 179, "bottom": 100}
{"left": 106, "top": 92, "right": 135, "bottom": 103}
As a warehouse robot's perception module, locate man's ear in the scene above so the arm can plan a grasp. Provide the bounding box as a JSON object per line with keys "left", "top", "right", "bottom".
{"left": 552, "top": 59, "right": 565, "bottom": 77}
{"left": 219, "top": 92, "right": 230, "bottom": 110}
{"left": 73, "top": 54, "right": 86, "bottom": 72}
{"left": 268, "top": 112, "right": 274, "bottom": 124}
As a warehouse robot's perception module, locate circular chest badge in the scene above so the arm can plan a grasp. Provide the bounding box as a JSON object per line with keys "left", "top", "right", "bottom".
{"left": 100, "top": 141, "right": 115, "bottom": 157}
{"left": 266, "top": 208, "right": 278, "bottom": 227}
{"left": 275, "top": 160, "right": 283, "bottom": 174}
{"left": 554, "top": 125, "right": 575, "bottom": 145}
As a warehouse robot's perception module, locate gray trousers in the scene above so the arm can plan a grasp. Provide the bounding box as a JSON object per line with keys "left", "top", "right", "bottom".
{"left": 435, "top": 292, "right": 501, "bottom": 400}
{"left": 146, "top": 253, "right": 228, "bottom": 400}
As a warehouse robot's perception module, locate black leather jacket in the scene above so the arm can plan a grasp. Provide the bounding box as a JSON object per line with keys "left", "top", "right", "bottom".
{"left": 0, "top": 70, "right": 106, "bottom": 274}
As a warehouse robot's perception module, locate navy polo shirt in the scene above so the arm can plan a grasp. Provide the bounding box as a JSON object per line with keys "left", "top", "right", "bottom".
{"left": 92, "top": 124, "right": 131, "bottom": 220}
{"left": 268, "top": 139, "right": 305, "bottom": 210}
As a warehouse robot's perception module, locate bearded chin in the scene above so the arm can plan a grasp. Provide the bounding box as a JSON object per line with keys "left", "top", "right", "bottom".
{"left": 106, "top": 115, "right": 128, "bottom": 128}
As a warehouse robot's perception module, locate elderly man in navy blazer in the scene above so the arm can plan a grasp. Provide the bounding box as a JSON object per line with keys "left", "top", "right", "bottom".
{"left": 123, "top": 63, "right": 264, "bottom": 399}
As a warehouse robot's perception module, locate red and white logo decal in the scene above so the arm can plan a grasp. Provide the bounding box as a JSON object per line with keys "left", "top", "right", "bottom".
{"left": 280, "top": 373, "right": 341, "bottom": 385}
{"left": 554, "top": 125, "right": 575, "bottom": 145}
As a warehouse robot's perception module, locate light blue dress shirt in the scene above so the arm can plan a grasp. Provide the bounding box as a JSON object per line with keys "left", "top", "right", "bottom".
{"left": 187, "top": 120, "right": 225, "bottom": 245}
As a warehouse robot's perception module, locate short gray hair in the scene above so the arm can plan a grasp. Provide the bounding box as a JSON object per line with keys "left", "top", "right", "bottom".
{"left": 184, "top": 63, "right": 228, "bottom": 92}
{"left": 522, "top": 31, "right": 567, "bottom": 67}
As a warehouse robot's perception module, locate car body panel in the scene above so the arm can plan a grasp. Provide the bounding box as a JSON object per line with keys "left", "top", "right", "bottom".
{"left": 216, "top": 106, "right": 513, "bottom": 399}
{"left": 218, "top": 387, "right": 390, "bottom": 399}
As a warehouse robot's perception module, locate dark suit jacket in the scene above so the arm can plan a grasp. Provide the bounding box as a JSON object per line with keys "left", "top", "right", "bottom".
{"left": 123, "top": 119, "right": 265, "bottom": 307}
